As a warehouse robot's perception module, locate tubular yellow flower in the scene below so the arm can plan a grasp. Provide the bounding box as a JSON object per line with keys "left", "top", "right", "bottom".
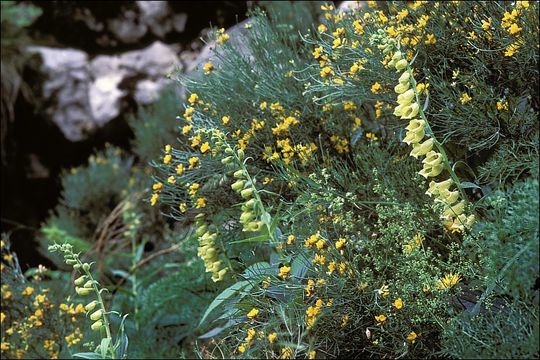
{"left": 403, "top": 121, "right": 425, "bottom": 145}
{"left": 401, "top": 102, "right": 420, "bottom": 119}
{"left": 422, "top": 151, "right": 443, "bottom": 168}
{"left": 410, "top": 138, "right": 434, "bottom": 158}
{"left": 395, "top": 59, "right": 408, "bottom": 71}
{"left": 418, "top": 163, "right": 444, "bottom": 178}
{"left": 426, "top": 179, "right": 453, "bottom": 197}
{"left": 394, "top": 82, "right": 410, "bottom": 94}
{"left": 398, "top": 71, "right": 411, "bottom": 84}
{"left": 436, "top": 189, "right": 460, "bottom": 205}
{"left": 442, "top": 200, "right": 466, "bottom": 219}
{"left": 397, "top": 89, "right": 415, "bottom": 105}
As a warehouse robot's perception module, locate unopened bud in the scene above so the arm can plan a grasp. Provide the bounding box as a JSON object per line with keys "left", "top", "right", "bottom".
{"left": 82, "top": 263, "right": 90, "bottom": 271}
{"left": 91, "top": 320, "right": 103, "bottom": 331}
{"left": 74, "top": 275, "right": 86, "bottom": 286}
{"left": 83, "top": 280, "right": 94, "bottom": 288}
{"left": 75, "top": 287, "right": 92, "bottom": 296}
{"left": 85, "top": 300, "right": 98, "bottom": 312}
{"left": 241, "top": 188, "right": 253, "bottom": 199}
{"left": 90, "top": 309, "right": 103, "bottom": 321}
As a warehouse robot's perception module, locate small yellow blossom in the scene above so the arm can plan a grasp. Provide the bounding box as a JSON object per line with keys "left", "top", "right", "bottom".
{"left": 436, "top": 272, "right": 462, "bottom": 290}
{"left": 392, "top": 298, "right": 404, "bottom": 310}
{"left": 176, "top": 163, "right": 184, "bottom": 175}
{"left": 167, "top": 176, "right": 176, "bottom": 184}
{"left": 247, "top": 308, "right": 259, "bottom": 319}
{"left": 188, "top": 157, "right": 199, "bottom": 169}
{"left": 318, "top": 24, "right": 327, "bottom": 33}
{"left": 22, "top": 287, "right": 34, "bottom": 296}
{"left": 375, "top": 314, "right": 387, "bottom": 324}
{"left": 222, "top": 116, "right": 230, "bottom": 125}
{"left": 203, "top": 62, "right": 214, "bottom": 75}
{"left": 287, "top": 235, "right": 295, "bottom": 245}
{"left": 267, "top": 332, "right": 277, "bottom": 343}
{"left": 152, "top": 182, "right": 163, "bottom": 191}
{"left": 188, "top": 93, "right": 199, "bottom": 105}
{"left": 163, "top": 154, "right": 172, "bottom": 164}
{"left": 179, "top": 203, "right": 187, "bottom": 213}
{"left": 460, "top": 93, "right": 472, "bottom": 104}
{"left": 371, "top": 82, "right": 382, "bottom": 94}
{"left": 407, "top": 331, "right": 418, "bottom": 343}
{"left": 279, "top": 265, "right": 291, "bottom": 279}
{"left": 182, "top": 124, "right": 192, "bottom": 135}
{"left": 496, "top": 101, "right": 509, "bottom": 111}
{"left": 150, "top": 193, "right": 159, "bottom": 206}
{"left": 200, "top": 142, "right": 210, "bottom": 154}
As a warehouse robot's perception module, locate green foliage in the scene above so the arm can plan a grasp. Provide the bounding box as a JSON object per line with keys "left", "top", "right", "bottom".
{"left": 464, "top": 178, "right": 539, "bottom": 300}
{"left": 441, "top": 300, "right": 539, "bottom": 359}
{"left": 128, "top": 87, "right": 182, "bottom": 163}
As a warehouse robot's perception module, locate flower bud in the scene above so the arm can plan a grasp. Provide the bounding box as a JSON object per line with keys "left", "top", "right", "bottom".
{"left": 237, "top": 149, "right": 245, "bottom": 160}
{"left": 399, "top": 71, "right": 411, "bottom": 84}
{"left": 74, "top": 275, "right": 86, "bottom": 286}
{"left": 395, "top": 59, "right": 408, "bottom": 71}
{"left": 221, "top": 156, "right": 233, "bottom": 164}
{"left": 85, "top": 300, "right": 98, "bottom": 312}
{"left": 73, "top": 264, "right": 81, "bottom": 270}
{"left": 244, "top": 198, "right": 256, "bottom": 209}
{"left": 90, "top": 309, "right": 103, "bottom": 321}
{"left": 241, "top": 188, "right": 253, "bottom": 199}
{"left": 240, "top": 211, "right": 254, "bottom": 223}
{"left": 76, "top": 287, "right": 92, "bottom": 296}
{"left": 231, "top": 180, "right": 245, "bottom": 192}
{"left": 83, "top": 280, "right": 94, "bottom": 289}
{"left": 82, "top": 263, "right": 90, "bottom": 271}
{"left": 66, "top": 259, "right": 77, "bottom": 265}
{"left": 225, "top": 148, "right": 234, "bottom": 155}
{"left": 91, "top": 320, "right": 103, "bottom": 331}
{"left": 233, "top": 169, "right": 244, "bottom": 178}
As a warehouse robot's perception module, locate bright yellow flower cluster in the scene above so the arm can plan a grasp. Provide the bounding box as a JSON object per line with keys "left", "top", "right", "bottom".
{"left": 330, "top": 135, "right": 349, "bottom": 154}
{"left": 195, "top": 213, "right": 228, "bottom": 282}
{"left": 436, "top": 272, "right": 461, "bottom": 290}
{"left": 305, "top": 298, "right": 324, "bottom": 327}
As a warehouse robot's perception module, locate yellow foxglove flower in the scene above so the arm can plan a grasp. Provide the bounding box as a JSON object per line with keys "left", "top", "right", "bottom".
{"left": 401, "top": 102, "right": 420, "bottom": 119}
{"left": 426, "top": 179, "right": 453, "bottom": 197}
{"left": 410, "top": 138, "right": 434, "bottom": 158}
{"left": 90, "top": 309, "right": 103, "bottom": 321}
{"left": 212, "top": 268, "right": 228, "bottom": 282}
{"left": 397, "top": 89, "right": 415, "bottom": 105}
{"left": 403, "top": 120, "right": 425, "bottom": 145}
{"left": 394, "top": 82, "right": 410, "bottom": 94}
{"left": 435, "top": 189, "right": 460, "bottom": 205}
{"left": 91, "top": 320, "right": 103, "bottom": 331}
{"left": 442, "top": 200, "right": 466, "bottom": 219}
{"left": 418, "top": 163, "right": 444, "bottom": 178}
{"left": 393, "top": 103, "right": 408, "bottom": 117}
{"left": 398, "top": 71, "right": 411, "bottom": 84}
{"left": 395, "top": 59, "right": 408, "bottom": 71}
{"left": 422, "top": 151, "right": 443, "bottom": 168}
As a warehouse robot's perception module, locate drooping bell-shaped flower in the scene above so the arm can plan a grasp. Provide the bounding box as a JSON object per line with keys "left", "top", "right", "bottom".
{"left": 399, "top": 71, "right": 411, "bottom": 84}
{"left": 435, "top": 189, "right": 460, "bottom": 205}
{"left": 397, "top": 89, "right": 415, "bottom": 105}
{"left": 418, "top": 163, "right": 444, "bottom": 178}
{"left": 422, "top": 151, "right": 443, "bottom": 168}
{"left": 410, "top": 138, "right": 434, "bottom": 158}
{"left": 395, "top": 59, "right": 408, "bottom": 71}
{"left": 425, "top": 179, "right": 453, "bottom": 197}
{"left": 442, "top": 200, "right": 466, "bottom": 220}
{"left": 403, "top": 119, "right": 425, "bottom": 145}
{"left": 394, "top": 82, "right": 410, "bottom": 94}
{"left": 401, "top": 102, "right": 420, "bottom": 119}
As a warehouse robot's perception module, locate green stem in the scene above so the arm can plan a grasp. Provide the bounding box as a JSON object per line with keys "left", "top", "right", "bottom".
{"left": 79, "top": 261, "right": 115, "bottom": 359}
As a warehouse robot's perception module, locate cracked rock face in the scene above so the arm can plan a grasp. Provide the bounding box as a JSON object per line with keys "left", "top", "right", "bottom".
{"left": 28, "top": 41, "right": 180, "bottom": 141}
